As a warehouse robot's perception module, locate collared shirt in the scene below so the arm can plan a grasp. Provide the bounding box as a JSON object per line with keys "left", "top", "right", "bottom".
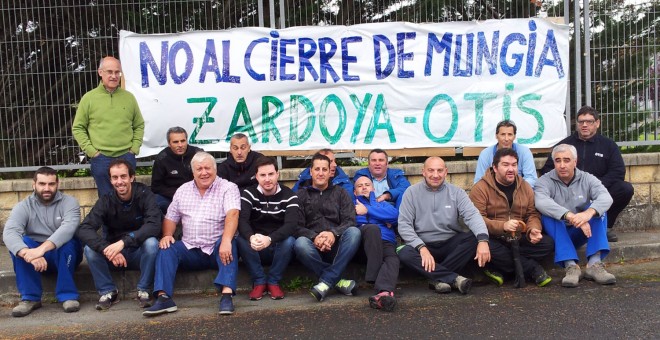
{"left": 166, "top": 176, "right": 241, "bottom": 254}
{"left": 372, "top": 176, "right": 390, "bottom": 197}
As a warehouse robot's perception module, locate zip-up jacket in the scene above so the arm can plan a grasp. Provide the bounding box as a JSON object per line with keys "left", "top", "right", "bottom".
{"left": 292, "top": 166, "right": 353, "bottom": 195}
{"left": 76, "top": 182, "right": 161, "bottom": 254}
{"left": 238, "top": 185, "right": 300, "bottom": 243}
{"left": 474, "top": 143, "right": 538, "bottom": 188}
{"left": 353, "top": 167, "right": 411, "bottom": 207}
{"left": 355, "top": 192, "right": 398, "bottom": 244}
{"left": 295, "top": 184, "right": 356, "bottom": 240}
{"left": 151, "top": 145, "right": 203, "bottom": 199}
{"left": 217, "top": 150, "right": 263, "bottom": 190}
{"left": 469, "top": 169, "right": 541, "bottom": 237}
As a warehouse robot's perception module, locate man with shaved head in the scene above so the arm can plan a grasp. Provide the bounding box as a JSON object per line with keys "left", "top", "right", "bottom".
{"left": 398, "top": 157, "right": 491, "bottom": 295}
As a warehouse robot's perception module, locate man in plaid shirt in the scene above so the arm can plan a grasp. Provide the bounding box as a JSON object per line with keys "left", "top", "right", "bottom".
{"left": 143, "top": 152, "right": 241, "bottom": 316}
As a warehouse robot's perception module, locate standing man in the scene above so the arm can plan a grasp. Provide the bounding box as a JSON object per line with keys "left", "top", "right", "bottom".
{"left": 474, "top": 120, "right": 538, "bottom": 188}
{"left": 470, "top": 148, "right": 554, "bottom": 288}
{"left": 292, "top": 148, "right": 353, "bottom": 194}
{"left": 354, "top": 176, "right": 400, "bottom": 312}
{"left": 353, "top": 148, "right": 410, "bottom": 208}
{"left": 72, "top": 56, "right": 144, "bottom": 197}
{"left": 217, "top": 133, "right": 264, "bottom": 190}
{"left": 151, "top": 126, "right": 202, "bottom": 214}
{"left": 3, "top": 167, "right": 82, "bottom": 317}
{"left": 143, "top": 152, "right": 240, "bottom": 316}
{"left": 398, "top": 157, "right": 490, "bottom": 295}
{"left": 535, "top": 144, "right": 615, "bottom": 287}
{"left": 294, "top": 153, "right": 361, "bottom": 302}
{"left": 237, "top": 156, "right": 299, "bottom": 301}
{"left": 541, "top": 106, "right": 634, "bottom": 242}
{"left": 76, "top": 159, "right": 161, "bottom": 310}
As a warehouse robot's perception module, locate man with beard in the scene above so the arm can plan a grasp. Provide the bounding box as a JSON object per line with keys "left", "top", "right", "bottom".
{"left": 217, "top": 133, "right": 264, "bottom": 190}
{"left": 76, "top": 159, "right": 161, "bottom": 310}
{"left": 3, "top": 167, "right": 82, "bottom": 317}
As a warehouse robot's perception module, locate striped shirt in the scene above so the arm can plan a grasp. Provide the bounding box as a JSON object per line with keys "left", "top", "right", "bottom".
{"left": 166, "top": 176, "right": 241, "bottom": 254}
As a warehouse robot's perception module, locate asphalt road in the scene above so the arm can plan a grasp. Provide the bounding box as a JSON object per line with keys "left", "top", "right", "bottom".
{"left": 2, "top": 277, "right": 658, "bottom": 340}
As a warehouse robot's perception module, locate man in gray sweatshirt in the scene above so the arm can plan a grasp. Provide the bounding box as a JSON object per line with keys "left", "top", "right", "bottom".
{"left": 398, "top": 157, "right": 491, "bottom": 295}
{"left": 3, "top": 167, "right": 82, "bottom": 317}
{"left": 535, "top": 144, "right": 615, "bottom": 288}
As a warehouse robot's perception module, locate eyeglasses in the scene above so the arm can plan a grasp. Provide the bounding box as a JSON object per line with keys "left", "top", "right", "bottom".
{"left": 576, "top": 119, "right": 596, "bottom": 126}
{"left": 102, "top": 70, "right": 122, "bottom": 77}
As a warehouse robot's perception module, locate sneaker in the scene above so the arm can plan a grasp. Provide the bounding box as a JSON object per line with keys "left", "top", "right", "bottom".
{"left": 142, "top": 294, "right": 178, "bottom": 316}
{"left": 452, "top": 276, "right": 472, "bottom": 294}
{"left": 249, "top": 284, "right": 267, "bottom": 301}
{"left": 267, "top": 284, "right": 285, "bottom": 300}
{"left": 137, "top": 290, "right": 152, "bottom": 308}
{"left": 219, "top": 294, "right": 234, "bottom": 315}
{"left": 427, "top": 281, "right": 451, "bottom": 294}
{"left": 96, "top": 290, "right": 119, "bottom": 310}
{"left": 334, "top": 279, "right": 357, "bottom": 296}
{"left": 483, "top": 270, "right": 504, "bottom": 286}
{"left": 12, "top": 300, "right": 42, "bottom": 317}
{"left": 561, "top": 264, "right": 582, "bottom": 288}
{"left": 62, "top": 300, "right": 80, "bottom": 313}
{"left": 310, "top": 282, "right": 330, "bottom": 302}
{"left": 584, "top": 262, "right": 616, "bottom": 285}
{"left": 368, "top": 291, "right": 397, "bottom": 312}
{"left": 534, "top": 270, "right": 553, "bottom": 287}
{"left": 606, "top": 230, "right": 619, "bottom": 242}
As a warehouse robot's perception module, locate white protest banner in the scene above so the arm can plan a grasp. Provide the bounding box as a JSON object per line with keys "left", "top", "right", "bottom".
{"left": 119, "top": 19, "right": 569, "bottom": 157}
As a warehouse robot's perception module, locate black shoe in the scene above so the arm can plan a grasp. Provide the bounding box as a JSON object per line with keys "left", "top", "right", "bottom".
{"left": 142, "top": 294, "right": 177, "bottom": 316}
{"left": 452, "top": 276, "right": 472, "bottom": 294}
{"left": 96, "top": 291, "right": 119, "bottom": 310}
{"left": 607, "top": 230, "right": 618, "bottom": 242}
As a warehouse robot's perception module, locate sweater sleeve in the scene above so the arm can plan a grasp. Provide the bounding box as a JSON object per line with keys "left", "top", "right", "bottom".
{"left": 534, "top": 175, "right": 568, "bottom": 220}
{"left": 586, "top": 173, "right": 614, "bottom": 216}
{"left": 456, "top": 188, "right": 488, "bottom": 240}
{"left": 75, "top": 200, "right": 110, "bottom": 254}
{"left": 123, "top": 190, "right": 162, "bottom": 248}
{"left": 3, "top": 202, "right": 30, "bottom": 255}
{"left": 599, "top": 139, "right": 626, "bottom": 188}
{"left": 474, "top": 148, "right": 491, "bottom": 184}
{"left": 238, "top": 193, "right": 255, "bottom": 240}
{"left": 46, "top": 196, "right": 81, "bottom": 249}
{"left": 268, "top": 193, "right": 300, "bottom": 243}
{"left": 72, "top": 96, "right": 97, "bottom": 157}
{"left": 130, "top": 97, "right": 145, "bottom": 154}
{"left": 385, "top": 170, "right": 410, "bottom": 204}
{"left": 397, "top": 188, "right": 424, "bottom": 249}
{"left": 468, "top": 181, "right": 506, "bottom": 237}
{"left": 518, "top": 146, "right": 538, "bottom": 188}
{"left": 332, "top": 187, "right": 356, "bottom": 236}
{"left": 294, "top": 189, "right": 318, "bottom": 240}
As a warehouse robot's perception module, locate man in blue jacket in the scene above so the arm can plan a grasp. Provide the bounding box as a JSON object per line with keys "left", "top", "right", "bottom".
{"left": 292, "top": 148, "right": 353, "bottom": 194}
{"left": 353, "top": 149, "right": 410, "bottom": 208}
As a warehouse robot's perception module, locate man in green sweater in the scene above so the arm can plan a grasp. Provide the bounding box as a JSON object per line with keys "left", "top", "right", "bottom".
{"left": 72, "top": 56, "right": 144, "bottom": 197}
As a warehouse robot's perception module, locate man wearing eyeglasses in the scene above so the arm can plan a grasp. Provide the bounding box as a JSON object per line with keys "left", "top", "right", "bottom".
{"left": 474, "top": 120, "right": 538, "bottom": 188}
{"left": 73, "top": 56, "right": 145, "bottom": 198}
{"left": 540, "top": 106, "right": 634, "bottom": 243}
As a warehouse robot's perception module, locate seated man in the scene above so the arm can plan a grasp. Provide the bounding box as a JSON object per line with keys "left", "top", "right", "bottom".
{"left": 3, "top": 167, "right": 82, "bottom": 317}
{"left": 535, "top": 144, "right": 615, "bottom": 287}
{"left": 76, "top": 159, "right": 161, "bottom": 310}
{"left": 292, "top": 148, "right": 353, "bottom": 194}
{"left": 294, "top": 153, "right": 361, "bottom": 302}
{"left": 237, "top": 156, "right": 299, "bottom": 301}
{"left": 540, "top": 105, "right": 633, "bottom": 242}
{"left": 354, "top": 176, "right": 400, "bottom": 312}
{"left": 470, "top": 148, "right": 554, "bottom": 288}
{"left": 218, "top": 133, "right": 264, "bottom": 190}
{"left": 398, "top": 157, "right": 490, "bottom": 295}
{"left": 143, "top": 152, "right": 241, "bottom": 316}
{"left": 353, "top": 148, "right": 410, "bottom": 208}
{"left": 151, "top": 126, "right": 202, "bottom": 214}
{"left": 474, "top": 119, "right": 537, "bottom": 188}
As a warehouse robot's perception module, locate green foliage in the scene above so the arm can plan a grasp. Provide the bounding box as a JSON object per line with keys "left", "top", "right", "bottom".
{"left": 280, "top": 276, "right": 315, "bottom": 292}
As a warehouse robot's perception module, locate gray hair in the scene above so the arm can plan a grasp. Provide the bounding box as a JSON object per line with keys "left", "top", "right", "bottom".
{"left": 166, "top": 126, "right": 188, "bottom": 142}
{"left": 551, "top": 144, "right": 577, "bottom": 160}
{"left": 191, "top": 151, "right": 217, "bottom": 170}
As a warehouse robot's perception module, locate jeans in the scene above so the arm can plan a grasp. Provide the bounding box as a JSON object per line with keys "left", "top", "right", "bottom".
{"left": 155, "top": 194, "right": 172, "bottom": 215}
{"left": 236, "top": 236, "right": 295, "bottom": 285}
{"left": 11, "top": 236, "right": 82, "bottom": 302}
{"left": 153, "top": 238, "right": 238, "bottom": 297}
{"left": 294, "top": 227, "right": 361, "bottom": 287}
{"left": 84, "top": 237, "right": 159, "bottom": 294}
{"left": 90, "top": 152, "right": 136, "bottom": 197}
{"left": 542, "top": 214, "right": 610, "bottom": 266}
{"left": 487, "top": 234, "right": 555, "bottom": 277}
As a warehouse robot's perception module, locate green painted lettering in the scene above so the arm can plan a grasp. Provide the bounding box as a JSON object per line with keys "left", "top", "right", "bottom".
{"left": 423, "top": 94, "right": 458, "bottom": 143}
{"left": 349, "top": 93, "right": 373, "bottom": 143}
{"left": 464, "top": 93, "right": 497, "bottom": 142}
{"left": 289, "top": 95, "right": 315, "bottom": 147}
{"left": 516, "top": 94, "right": 544, "bottom": 144}
{"left": 319, "top": 94, "right": 347, "bottom": 144}
{"left": 262, "top": 96, "right": 284, "bottom": 143}
{"left": 188, "top": 97, "right": 220, "bottom": 144}
{"left": 365, "top": 94, "right": 395, "bottom": 144}
{"left": 226, "top": 97, "right": 257, "bottom": 143}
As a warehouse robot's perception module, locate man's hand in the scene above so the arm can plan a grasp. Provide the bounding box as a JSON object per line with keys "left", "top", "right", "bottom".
{"left": 93, "top": 151, "right": 101, "bottom": 158}
{"left": 376, "top": 193, "right": 391, "bottom": 203}
{"left": 250, "top": 234, "right": 271, "bottom": 251}
{"left": 502, "top": 220, "right": 520, "bottom": 233}
{"left": 159, "top": 235, "right": 175, "bottom": 249}
{"left": 103, "top": 240, "right": 125, "bottom": 261}
{"left": 355, "top": 200, "right": 368, "bottom": 216}
{"left": 111, "top": 253, "right": 128, "bottom": 267}
{"left": 419, "top": 246, "right": 436, "bottom": 272}
{"left": 474, "top": 242, "right": 491, "bottom": 267}
{"left": 528, "top": 228, "right": 543, "bottom": 244}
{"left": 219, "top": 239, "right": 234, "bottom": 265}
{"left": 22, "top": 247, "right": 45, "bottom": 263}
{"left": 319, "top": 231, "right": 335, "bottom": 251}
{"left": 567, "top": 209, "right": 595, "bottom": 228}
{"left": 30, "top": 257, "right": 48, "bottom": 272}
{"left": 578, "top": 222, "right": 592, "bottom": 238}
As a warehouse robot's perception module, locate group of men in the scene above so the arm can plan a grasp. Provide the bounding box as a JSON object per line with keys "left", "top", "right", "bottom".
{"left": 4, "top": 56, "right": 633, "bottom": 317}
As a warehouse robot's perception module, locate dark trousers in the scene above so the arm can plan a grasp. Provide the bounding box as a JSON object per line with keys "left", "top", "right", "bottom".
{"left": 398, "top": 232, "right": 477, "bottom": 284}
{"left": 487, "top": 234, "right": 554, "bottom": 278}
{"left": 605, "top": 180, "right": 634, "bottom": 229}
{"left": 360, "top": 224, "right": 399, "bottom": 292}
